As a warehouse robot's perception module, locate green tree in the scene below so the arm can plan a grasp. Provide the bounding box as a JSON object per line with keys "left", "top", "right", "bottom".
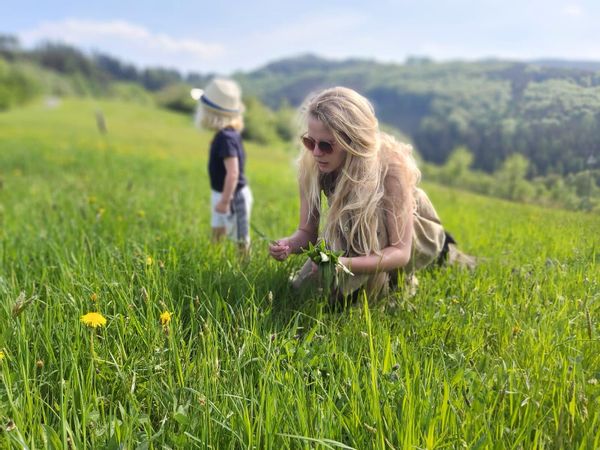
{"left": 439, "top": 146, "right": 474, "bottom": 185}
{"left": 273, "top": 100, "right": 296, "bottom": 142}
{"left": 0, "top": 59, "right": 40, "bottom": 109}
{"left": 0, "top": 34, "right": 20, "bottom": 59}
{"left": 241, "top": 96, "right": 279, "bottom": 145}
{"left": 154, "top": 83, "right": 196, "bottom": 113}
{"left": 494, "top": 154, "right": 533, "bottom": 201}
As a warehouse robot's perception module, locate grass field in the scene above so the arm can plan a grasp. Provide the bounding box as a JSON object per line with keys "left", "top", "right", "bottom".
{"left": 1, "top": 99, "right": 599, "bottom": 449}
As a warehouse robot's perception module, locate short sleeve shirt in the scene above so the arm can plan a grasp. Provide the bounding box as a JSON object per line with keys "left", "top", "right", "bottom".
{"left": 208, "top": 128, "right": 247, "bottom": 192}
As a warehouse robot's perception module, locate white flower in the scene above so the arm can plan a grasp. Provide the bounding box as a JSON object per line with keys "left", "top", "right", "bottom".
{"left": 337, "top": 261, "right": 354, "bottom": 276}
{"left": 319, "top": 252, "right": 329, "bottom": 262}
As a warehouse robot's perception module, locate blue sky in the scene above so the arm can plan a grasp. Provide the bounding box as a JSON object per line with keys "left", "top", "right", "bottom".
{"left": 2, "top": 0, "right": 599, "bottom": 75}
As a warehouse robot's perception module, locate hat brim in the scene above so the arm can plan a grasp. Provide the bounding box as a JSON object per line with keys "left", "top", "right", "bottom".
{"left": 200, "top": 95, "right": 244, "bottom": 116}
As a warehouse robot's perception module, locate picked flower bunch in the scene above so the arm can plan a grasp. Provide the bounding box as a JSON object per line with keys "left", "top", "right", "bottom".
{"left": 302, "top": 240, "right": 354, "bottom": 276}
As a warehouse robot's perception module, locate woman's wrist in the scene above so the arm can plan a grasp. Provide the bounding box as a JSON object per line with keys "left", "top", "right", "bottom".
{"left": 297, "top": 229, "right": 317, "bottom": 252}
{"left": 288, "top": 236, "right": 301, "bottom": 254}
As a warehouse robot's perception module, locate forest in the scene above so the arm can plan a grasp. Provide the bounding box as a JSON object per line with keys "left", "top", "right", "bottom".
{"left": 1, "top": 35, "right": 599, "bottom": 211}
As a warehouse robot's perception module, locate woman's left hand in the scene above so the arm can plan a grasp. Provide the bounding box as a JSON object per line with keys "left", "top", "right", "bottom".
{"left": 269, "top": 239, "right": 292, "bottom": 261}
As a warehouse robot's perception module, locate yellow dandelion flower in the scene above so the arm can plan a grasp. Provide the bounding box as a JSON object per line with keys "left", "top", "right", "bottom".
{"left": 80, "top": 312, "right": 107, "bottom": 328}
{"left": 146, "top": 256, "right": 154, "bottom": 266}
{"left": 0, "top": 350, "right": 5, "bottom": 361}
{"left": 160, "top": 311, "right": 172, "bottom": 326}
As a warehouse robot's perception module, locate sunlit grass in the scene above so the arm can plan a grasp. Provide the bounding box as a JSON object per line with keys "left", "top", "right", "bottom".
{"left": 0, "top": 98, "right": 599, "bottom": 448}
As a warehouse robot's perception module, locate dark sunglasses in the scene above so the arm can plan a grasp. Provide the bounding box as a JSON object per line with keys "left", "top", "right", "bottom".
{"left": 301, "top": 135, "right": 335, "bottom": 154}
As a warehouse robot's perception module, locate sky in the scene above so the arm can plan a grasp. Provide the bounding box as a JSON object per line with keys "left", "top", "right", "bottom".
{"left": 2, "top": 0, "right": 600, "bottom": 75}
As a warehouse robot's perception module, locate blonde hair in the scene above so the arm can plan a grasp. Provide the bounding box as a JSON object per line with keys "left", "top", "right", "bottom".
{"left": 196, "top": 105, "right": 244, "bottom": 131}
{"left": 297, "top": 87, "right": 421, "bottom": 256}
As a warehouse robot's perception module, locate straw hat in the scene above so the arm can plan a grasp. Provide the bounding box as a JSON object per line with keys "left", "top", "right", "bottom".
{"left": 199, "top": 78, "right": 244, "bottom": 116}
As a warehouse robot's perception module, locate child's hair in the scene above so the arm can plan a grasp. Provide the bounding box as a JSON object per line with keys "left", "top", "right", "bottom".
{"left": 196, "top": 106, "right": 244, "bottom": 131}
{"left": 297, "top": 87, "right": 421, "bottom": 256}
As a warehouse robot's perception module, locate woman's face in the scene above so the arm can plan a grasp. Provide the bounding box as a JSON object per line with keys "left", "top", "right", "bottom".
{"left": 306, "top": 116, "right": 346, "bottom": 174}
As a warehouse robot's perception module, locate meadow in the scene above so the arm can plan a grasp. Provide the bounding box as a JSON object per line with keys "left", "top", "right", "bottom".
{"left": 0, "top": 99, "right": 599, "bottom": 449}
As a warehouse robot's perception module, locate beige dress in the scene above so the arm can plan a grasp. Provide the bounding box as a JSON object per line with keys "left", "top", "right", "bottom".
{"left": 291, "top": 186, "right": 448, "bottom": 299}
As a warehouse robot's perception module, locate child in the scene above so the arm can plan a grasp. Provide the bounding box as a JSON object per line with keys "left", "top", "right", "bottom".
{"left": 196, "top": 78, "right": 252, "bottom": 251}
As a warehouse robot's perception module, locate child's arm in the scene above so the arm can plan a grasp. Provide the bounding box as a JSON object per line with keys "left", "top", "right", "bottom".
{"left": 215, "top": 156, "right": 239, "bottom": 214}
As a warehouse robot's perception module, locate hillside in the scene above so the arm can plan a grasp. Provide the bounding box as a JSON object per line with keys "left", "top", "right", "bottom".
{"left": 1, "top": 98, "right": 599, "bottom": 448}
{"left": 2, "top": 42, "right": 600, "bottom": 210}
{"left": 237, "top": 54, "right": 600, "bottom": 175}
{"left": 3, "top": 37, "right": 600, "bottom": 177}
{"left": 531, "top": 59, "right": 600, "bottom": 72}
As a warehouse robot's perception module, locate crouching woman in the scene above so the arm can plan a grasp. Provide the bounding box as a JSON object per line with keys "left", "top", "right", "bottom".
{"left": 269, "top": 86, "right": 475, "bottom": 300}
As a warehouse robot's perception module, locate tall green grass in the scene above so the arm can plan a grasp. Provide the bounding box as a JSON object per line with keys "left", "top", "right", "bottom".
{"left": 1, "top": 99, "right": 599, "bottom": 449}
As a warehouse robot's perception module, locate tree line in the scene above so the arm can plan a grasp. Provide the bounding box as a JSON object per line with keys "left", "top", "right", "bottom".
{"left": 0, "top": 35, "right": 296, "bottom": 145}
{"left": 238, "top": 54, "right": 600, "bottom": 177}
{"left": 1, "top": 35, "right": 599, "bottom": 211}
{"left": 0, "top": 35, "right": 213, "bottom": 93}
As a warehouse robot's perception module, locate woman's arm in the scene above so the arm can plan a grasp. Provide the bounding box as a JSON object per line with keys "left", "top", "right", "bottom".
{"left": 339, "top": 174, "right": 414, "bottom": 274}
{"left": 269, "top": 190, "right": 319, "bottom": 260}
{"left": 339, "top": 212, "right": 413, "bottom": 274}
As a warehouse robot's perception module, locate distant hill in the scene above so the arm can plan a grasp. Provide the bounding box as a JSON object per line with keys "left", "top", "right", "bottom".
{"left": 237, "top": 54, "right": 600, "bottom": 175}
{"left": 2, "top": 34, "right": 600, "bottom": 177}
{"left": 529, "top": 59, "right": 600, "bottom": 72}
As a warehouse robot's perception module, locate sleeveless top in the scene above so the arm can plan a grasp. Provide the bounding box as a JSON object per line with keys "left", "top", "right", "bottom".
{"left": 317, "top": 172, "right": 446, "bottom": 297}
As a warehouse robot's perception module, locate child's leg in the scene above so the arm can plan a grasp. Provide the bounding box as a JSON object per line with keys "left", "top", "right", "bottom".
{"left": 231, "top": 186, "right": 252, "bottom": 253}
{"left": 212, "top": 227, "right": 226, "bottom": 242}
{"left": 211, "top": 190, "right": 230, "bottom": 242}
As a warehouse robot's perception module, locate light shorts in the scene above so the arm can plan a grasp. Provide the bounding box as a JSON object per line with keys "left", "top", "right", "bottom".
{"left": 211, "top": 186, "right": 253, "bottom": 244}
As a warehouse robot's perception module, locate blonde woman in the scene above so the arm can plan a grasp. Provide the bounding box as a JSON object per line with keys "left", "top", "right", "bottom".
{"left": 196, "top": 78, "right": 252, "bottom": 251}
{"left": 269, "top": 87, "right": 474, "bottom": 300}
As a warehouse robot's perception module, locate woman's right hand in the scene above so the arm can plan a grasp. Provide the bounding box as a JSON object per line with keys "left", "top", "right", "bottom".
{"left": 269, "top": 239, "right": 292, "bottom": 261}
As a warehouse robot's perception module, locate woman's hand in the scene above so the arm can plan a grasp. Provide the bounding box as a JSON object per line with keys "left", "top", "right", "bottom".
{"left": 269, "top": 239, "right": 292, "bottom": 261}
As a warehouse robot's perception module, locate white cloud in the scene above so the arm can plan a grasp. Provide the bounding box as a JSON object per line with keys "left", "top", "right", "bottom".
{"left": 19, "top": 18, "right": 225, "bottom": 70}
{"left": 220, "top": 11, "right": 368, "bottom": 71}
{"left": 562, "top": 4, "right": 583, "bottom": 17}
{"left": 249, "top": 12, "right": 365, "bottom": 46}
